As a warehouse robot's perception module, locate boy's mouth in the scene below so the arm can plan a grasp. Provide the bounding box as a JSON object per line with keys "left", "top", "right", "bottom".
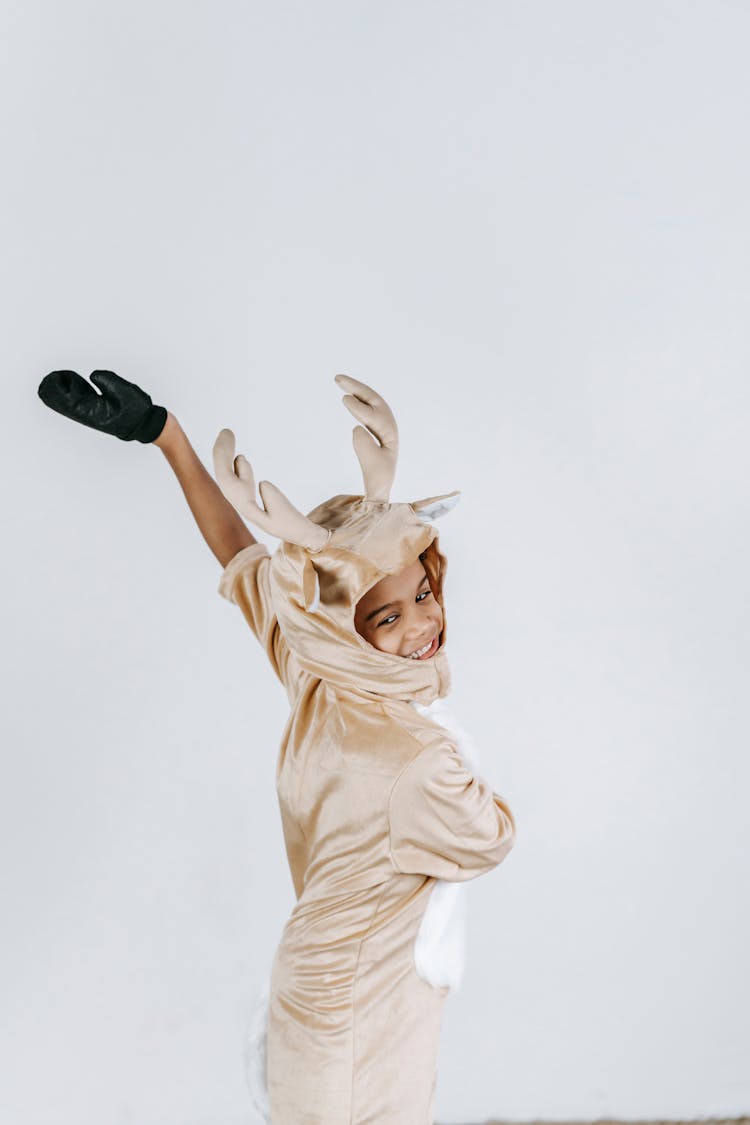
{"left": 408, "top": 635, "right": 438, "bottom": 660}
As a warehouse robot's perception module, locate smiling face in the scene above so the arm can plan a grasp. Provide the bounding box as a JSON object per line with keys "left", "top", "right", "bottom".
{"left": 353, "top": 555, "right": 444, "bottom": 660}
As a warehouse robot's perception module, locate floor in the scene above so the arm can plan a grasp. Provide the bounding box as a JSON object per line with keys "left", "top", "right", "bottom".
{"left": 454, "top": 1118, "right": 750, "bottom": 1125}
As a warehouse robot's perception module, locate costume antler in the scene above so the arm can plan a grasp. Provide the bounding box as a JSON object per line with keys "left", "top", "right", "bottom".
{"left": 212, "top": 429, "right": 330, "bottom": 551}
{"left": 334, "top": 374, "right": 399, "bottom": 502}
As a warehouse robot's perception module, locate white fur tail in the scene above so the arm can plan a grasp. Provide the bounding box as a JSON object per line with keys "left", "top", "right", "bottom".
{"left": 243, "top": 979, "right": 272, "bottom": 1123}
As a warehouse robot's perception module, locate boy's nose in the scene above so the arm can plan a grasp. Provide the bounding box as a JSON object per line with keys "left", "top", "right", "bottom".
{"left": 403, "top": 612, "right": 431, "bottom": 643}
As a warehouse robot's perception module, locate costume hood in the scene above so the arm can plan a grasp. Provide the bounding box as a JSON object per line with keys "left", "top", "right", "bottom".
{"left": 214, "top": 375, "right": 460, "bottom": 704}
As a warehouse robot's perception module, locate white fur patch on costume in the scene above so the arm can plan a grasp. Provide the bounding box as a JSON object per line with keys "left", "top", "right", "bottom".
{"left": 410, "top": 696, "right": 484, "bottom": 992}
{"left": 414, "top": 696, "right": 483, "bottom": 773}
{"left": 244, "top": 978, "right": 272, "bottom": 1123}
{"left": 414, "top": 876, "right": 467, "bottom": 990}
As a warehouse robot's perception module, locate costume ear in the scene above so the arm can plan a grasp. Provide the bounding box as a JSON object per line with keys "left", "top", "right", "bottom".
{"left": 302, "top": 557, "right": 322, "bottom": 611}
{"left": 411, "top": 490, "right": 461, "bottom": 523}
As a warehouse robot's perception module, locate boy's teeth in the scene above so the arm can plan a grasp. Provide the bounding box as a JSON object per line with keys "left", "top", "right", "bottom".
{"left": 410, "top": 639, "right": 433, "bottom": 658}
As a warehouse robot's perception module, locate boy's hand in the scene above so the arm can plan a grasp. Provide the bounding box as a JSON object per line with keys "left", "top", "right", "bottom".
{"left": 38, "top": 369, "right": 167, "bottom": 443}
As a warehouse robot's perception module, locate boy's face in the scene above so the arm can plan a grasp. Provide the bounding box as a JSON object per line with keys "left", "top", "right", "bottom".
{"left": 354, "top": 556, "right": 444, "bottom": 660}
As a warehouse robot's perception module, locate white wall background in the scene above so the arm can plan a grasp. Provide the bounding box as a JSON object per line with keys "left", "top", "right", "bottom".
{"left": 2, "top": 2, "right": 748, "bottom": 1123}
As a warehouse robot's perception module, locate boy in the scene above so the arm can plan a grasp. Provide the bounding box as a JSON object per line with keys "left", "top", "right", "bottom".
{"left": 39, "top": 369, "right": 515, "bottom": 1124}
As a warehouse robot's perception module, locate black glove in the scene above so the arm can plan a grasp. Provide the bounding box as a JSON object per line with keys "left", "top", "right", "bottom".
{"left": 38, "top": 369, "right": 168, "bottom": 443}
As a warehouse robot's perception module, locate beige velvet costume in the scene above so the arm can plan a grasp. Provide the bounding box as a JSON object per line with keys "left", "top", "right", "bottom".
{"left": 214, "top": 379, "right": 515, "bottom": 1125}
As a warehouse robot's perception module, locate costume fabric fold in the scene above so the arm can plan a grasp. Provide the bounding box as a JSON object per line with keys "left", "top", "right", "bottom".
{"left": 219, "top": 493, "right": 515, "bottom": 1125}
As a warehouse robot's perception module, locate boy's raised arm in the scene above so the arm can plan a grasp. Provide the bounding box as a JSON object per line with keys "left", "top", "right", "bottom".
{"left": 154, "top": 412, "right": 256, "bottom": 567}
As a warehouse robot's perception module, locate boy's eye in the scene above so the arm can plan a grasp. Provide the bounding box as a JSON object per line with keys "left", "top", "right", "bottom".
{"left": 378, "top": 590, "right": 431, "bottom": 627}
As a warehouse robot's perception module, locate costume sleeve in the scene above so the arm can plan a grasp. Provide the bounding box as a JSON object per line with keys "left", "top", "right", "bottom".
{"left": 388, "top": 739, "right": 516, "bottom": 882}
{"left": 218, "top": 542, "right": 295, "bottom": 688}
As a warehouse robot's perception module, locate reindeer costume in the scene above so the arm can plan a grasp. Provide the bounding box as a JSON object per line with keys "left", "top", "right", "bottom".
{"left": 213, "top": 375, "right": 516, "bottom": 1125}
